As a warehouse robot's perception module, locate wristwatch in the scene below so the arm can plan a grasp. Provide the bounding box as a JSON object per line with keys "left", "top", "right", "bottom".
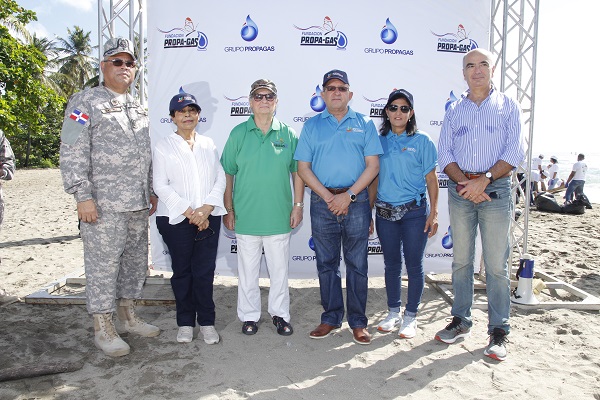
{"left": 347, "top": 189, "right": 357, "bottom": 202}
{"left": 485, "top": 171, "right": 494, "bottom": 184}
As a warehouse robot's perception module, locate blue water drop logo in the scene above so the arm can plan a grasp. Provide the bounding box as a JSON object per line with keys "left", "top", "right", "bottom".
{"left": 336, "top": 31, "right": 348, "bottom": 50}
{"left": 308, "top": 237, "right": 315, "bottom": 251}
{"left": 310, "top": 85, "right": 326, "bottom": 112}
{"left": 241, "top": 15, "right": 259, "bottom": 42}
{"left": 197, "top": 32, "right": 208, "bottom": 51}
{"left": 380, "top": 18, "right": 398, "bottom": 44}
{"left": 445, "top": 91, "right": 458, "bottom": 111}
{"left": 441, "top": 226, "right": 453, "bottom": 249}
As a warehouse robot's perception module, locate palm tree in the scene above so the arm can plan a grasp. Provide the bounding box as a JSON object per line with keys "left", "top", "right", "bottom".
{"left": 29, "top": 33, "right": 71, "bottom": 96}
{"left": 55, "top": 26, "right": 97, "bottom": 97}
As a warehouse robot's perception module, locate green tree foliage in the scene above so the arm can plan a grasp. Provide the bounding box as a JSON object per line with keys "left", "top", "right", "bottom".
{"left": 56, "top": 26, "right": 97, "bottom": 98}
{"left": 0, "top": 0, "right": 66, "bottom": 167}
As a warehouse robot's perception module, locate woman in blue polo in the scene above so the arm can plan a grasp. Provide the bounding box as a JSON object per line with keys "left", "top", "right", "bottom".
{"left": 368, "top": 89, "right": 439, "bottom": 338}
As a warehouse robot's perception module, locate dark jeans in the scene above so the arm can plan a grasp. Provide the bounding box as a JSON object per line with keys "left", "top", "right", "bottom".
{"left": 375, "top": 202, "right": 428, "bottom": 316}
{"left": 310, "top": 189, "right": 370, "bottom": 328}
{"left": 157, "top": 215, "right": 221, "bottom": 327}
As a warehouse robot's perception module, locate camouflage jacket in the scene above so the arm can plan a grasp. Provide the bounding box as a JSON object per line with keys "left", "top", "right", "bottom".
{"left": 60, "top": 85, "right": 153, "bottom": 212}
{"left": 0, "top": 128, "right": 15, "bottom": 183}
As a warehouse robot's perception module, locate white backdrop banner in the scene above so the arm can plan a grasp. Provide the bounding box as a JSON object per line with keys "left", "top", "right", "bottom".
{"left": 146, "top": 0, "right": 491, "bottom": 277}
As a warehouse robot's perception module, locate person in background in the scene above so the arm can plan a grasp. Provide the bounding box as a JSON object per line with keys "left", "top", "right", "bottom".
{"left": 60, "top": 37, "right": 159, "bottom": 357}
{"left": 564, "top": 153, "right": 588, "bottom": 204}
{"left": 547, "top": 156, "right": 561, "bottom": 190}
{"left": 533, "top": 154, "right": 546, "bottom": 191}
{"left": 295, "top": 69, "right": 382, "bottom": 345}
{"left": 0, "top": 128, "right": 17, "bottom": 305}
{"left": 153, "top": 93, "right": 226, "bottom": 344}
{"left": 221, "top": 79, "right": 304, "bottom": 337}
{"left": 435, "top": 48, "right": 525, "bottom": 361}
{"left": 368, "top": 89, "right": 439, "bottom": 339}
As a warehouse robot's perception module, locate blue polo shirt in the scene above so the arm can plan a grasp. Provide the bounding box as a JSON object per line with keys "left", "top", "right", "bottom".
{"left": 377, "top": 130, "right": 438, "bottom": 206}
{"left": 294, "top": 107, "right": 382, "bottom": 188}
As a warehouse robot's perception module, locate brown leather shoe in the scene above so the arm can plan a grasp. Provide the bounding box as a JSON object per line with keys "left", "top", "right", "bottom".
{"left": 309, "top": 323, "right": 339, "bottom": 339}
{"left": 352, "top": 327, "right": 371, "bottom": 345}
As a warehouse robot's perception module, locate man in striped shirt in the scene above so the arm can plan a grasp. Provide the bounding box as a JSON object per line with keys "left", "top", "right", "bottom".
{"left": 435, "top": 48, "right": 525, "bottom": 361}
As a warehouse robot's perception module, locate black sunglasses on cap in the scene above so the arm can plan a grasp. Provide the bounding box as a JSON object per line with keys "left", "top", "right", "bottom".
{"left": 387, "top": 104, "right": 412, "bottom": 113}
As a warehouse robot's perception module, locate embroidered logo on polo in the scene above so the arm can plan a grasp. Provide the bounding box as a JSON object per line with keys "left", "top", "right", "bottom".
{"left": 272, "top": 138, "right": 287, "bottom": 148}
{"left": 345, "top": 127, "right": 364, "bottom": 133}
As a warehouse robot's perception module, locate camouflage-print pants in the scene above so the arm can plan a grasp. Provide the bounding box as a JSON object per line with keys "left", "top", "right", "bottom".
{"left": 80, "top": 209, "right": 148, "bottom": 314}
{"left": 0, "top": 187, "right": 4, "bottom": 230}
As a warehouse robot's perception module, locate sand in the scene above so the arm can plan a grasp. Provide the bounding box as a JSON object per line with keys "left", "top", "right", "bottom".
{"left": 0, "top": 169, "right": 599, "bottom": 399}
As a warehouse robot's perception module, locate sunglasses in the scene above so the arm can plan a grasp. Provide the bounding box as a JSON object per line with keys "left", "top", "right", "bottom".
{"left": 324, "top": 86, "right": 349, "bottom": 92}
{"left": 195, "top": 226, "right": 215, "bottom": 241}
{"left": 252, "top": 93, "right": 276, "bottom": 102}
{"left": 387, "top": 104, "right": 412, "bottom": 113}
{"left": 103, "top": 58, "right": 136, "bottom": 68}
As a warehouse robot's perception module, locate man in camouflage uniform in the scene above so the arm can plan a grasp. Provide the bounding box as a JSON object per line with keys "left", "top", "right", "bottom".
{"left": 0, "top": 128, "right": 18, "bottom": 305}
{"left": 60, "top": 37, "right": 160, "bottom": 357}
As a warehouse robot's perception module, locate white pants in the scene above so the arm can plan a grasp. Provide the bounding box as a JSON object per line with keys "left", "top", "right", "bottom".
{"left": 236, "top": 233, "right": 291, "bottom": 323}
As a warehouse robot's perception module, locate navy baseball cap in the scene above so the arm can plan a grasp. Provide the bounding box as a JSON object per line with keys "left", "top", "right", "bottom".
{"left": 169, "top": 93, "right": 201, "bottom": 113}
{"left": 386, "top": 89, "right": 414, "bottom": 109}
{"left": 322, "top": 69, "right": 349, "bottom": 86}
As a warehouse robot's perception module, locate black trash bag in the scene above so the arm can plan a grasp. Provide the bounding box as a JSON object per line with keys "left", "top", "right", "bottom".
{"left": 576, "top": 193, "right": 593, "bottom": 209}
{"left": 534, "top": 192, "right": 562, "bottom": 213}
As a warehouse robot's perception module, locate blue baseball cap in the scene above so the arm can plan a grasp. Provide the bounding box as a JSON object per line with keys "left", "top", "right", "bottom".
{"left": 322, "top": 69, "right": 349, "bottom": 86}
{"left": 169, "top": 93, "right": 201, "bottom": 113}
{"left": 386, "top": 89, "right": 414, "bottom": 109}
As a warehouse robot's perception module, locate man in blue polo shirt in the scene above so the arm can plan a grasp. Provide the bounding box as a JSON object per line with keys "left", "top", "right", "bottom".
{"left": 295, "top": 69, "right": 382, "bottom": 345}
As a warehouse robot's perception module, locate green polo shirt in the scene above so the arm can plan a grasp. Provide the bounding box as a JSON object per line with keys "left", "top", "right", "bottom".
{"left": 220, "top": 116, "right": 298, "bottom": 235}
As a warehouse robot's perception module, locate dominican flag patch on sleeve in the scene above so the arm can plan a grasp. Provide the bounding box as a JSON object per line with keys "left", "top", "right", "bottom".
{"left": 69, "top": 109, "right": 89, "bottom": 125}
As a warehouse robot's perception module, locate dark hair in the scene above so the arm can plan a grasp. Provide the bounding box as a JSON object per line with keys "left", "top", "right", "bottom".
{"left": 379, "top": 100, "right": 417, "bottom": 136}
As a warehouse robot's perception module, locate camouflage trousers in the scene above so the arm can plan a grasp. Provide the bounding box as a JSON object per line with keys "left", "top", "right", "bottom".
{"left": 0, "top": 186, "right": 4, "bottom": 230}
{"left": 80, "top": 209, "right": 149, "bottom": 314}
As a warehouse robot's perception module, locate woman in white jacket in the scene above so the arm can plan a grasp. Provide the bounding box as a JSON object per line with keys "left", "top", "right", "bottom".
{"left": 153, "top": 93, "right": 226, "bottom": 344}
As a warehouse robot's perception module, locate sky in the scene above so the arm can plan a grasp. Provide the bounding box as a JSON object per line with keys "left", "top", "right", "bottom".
{"left": 15, "top": 0, "right": 600, "bottom": 156}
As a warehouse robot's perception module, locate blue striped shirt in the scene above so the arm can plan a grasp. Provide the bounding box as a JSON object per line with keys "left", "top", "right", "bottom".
{"left": 437, "top": 88, "right": 525, "bottom": 174}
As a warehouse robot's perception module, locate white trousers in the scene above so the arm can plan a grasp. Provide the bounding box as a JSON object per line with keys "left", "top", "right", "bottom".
{"left": 236, "top": 232, "right": 291, "bottom": 323}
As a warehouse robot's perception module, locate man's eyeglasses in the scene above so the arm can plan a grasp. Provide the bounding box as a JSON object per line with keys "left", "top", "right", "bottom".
{"left": 103, "top": 58, "right": 136, "bottom": 68}
{"left": 324, "top": 86, "right": 349, "bottom": 93}
{"left": 252, "top": 93, "right": 276, "bottom": 102}
{"left": 195, "top": 227, "right": 215, "bottom": 241}
{"left": 387, "top": 104, "right": 412, "bottom": 113}
{"left": 175, "top": 107, "right": 199, "bottom": 115}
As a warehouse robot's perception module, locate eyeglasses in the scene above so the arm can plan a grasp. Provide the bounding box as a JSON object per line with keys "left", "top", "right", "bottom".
{"left": 175, "top": 107, "right": 199, "bottom": 115}
{"left": 103, "top": 58, "right": 136, "bottom": 68}
{"left": 195, "top": 227, "right": 215, "bottom": 241}
{"left": 252, "top": 93, "right": 276, "bottom": 102}
{"left": 387, "top": 104, "right": 412, "bottom": 113}
{"left": 324, "top": 86, "right": 349, "bottom": 92}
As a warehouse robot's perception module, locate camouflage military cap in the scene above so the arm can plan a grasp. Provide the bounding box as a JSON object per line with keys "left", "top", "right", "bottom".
{"left": 103, "top": 37, "right": 136, "bottom": 59}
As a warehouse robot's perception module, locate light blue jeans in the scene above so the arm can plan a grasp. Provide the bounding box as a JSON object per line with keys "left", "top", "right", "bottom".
{"left": 448, "top": 177, "right": 512, "bottom": 334}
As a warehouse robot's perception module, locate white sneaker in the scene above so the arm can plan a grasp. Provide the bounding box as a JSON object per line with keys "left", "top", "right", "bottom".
{"left": 398, "top": 314, "right": 417, "bottom": 338}
{"left": 177, "top": 326, "right": 194, "bottom": 343}
{"left": 377, "top": 311, "right": 401, "bottom": 332}
{"left": 200, "top": 325, "right": 220, "bottom": 344}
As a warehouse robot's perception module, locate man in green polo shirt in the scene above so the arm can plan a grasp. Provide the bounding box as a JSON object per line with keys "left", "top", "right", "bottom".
{"left": 221, "top": 79, "right": 305, "bottom": 336}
